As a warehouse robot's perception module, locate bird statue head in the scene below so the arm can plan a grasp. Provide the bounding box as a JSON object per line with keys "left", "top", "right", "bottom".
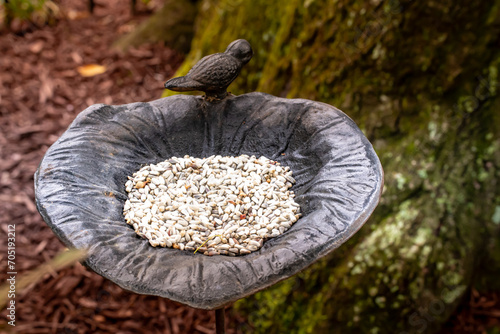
{"left": 225, "top": 39, "right": 253, "bottom": 65}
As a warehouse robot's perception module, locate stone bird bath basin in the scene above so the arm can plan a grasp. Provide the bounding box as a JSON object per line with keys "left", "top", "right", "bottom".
{"left": 34, "top": 92, "right": 383, "bottom": 311}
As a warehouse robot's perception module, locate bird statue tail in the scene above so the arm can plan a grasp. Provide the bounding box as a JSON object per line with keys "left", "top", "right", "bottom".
{"left": 164, "top": 76, "right": 201, "bottom": 92}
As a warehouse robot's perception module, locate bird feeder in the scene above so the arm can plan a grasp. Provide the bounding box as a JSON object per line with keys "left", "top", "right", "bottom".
{"left": 35, "top": 40, "right": 383, "bottom": 333}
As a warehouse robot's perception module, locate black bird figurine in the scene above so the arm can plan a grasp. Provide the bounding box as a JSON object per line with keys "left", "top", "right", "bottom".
{"left": 164, "top": 39, "right": 253, "bottom": 100}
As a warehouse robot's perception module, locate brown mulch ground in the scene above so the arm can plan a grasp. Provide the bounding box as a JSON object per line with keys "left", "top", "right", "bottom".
{"left": 0, "top": 1, "right": 246, "bottom": 333}
{"left": 0, "top": 1, "right": 499, "bottom": 333}
{"left": 441, "top": 289, "right": 500, "bottom": 334}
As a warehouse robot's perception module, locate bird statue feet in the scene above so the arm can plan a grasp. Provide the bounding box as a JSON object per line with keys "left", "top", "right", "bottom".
{"left": 203, "top": 91, "right": 235, "bottom": 102}
{"left": 204, "top": 95, "right": 224, "bottom": 103}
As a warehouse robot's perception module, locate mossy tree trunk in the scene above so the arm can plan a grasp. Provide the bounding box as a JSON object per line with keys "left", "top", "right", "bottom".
{"left": 160, "top": 0, "right": 500, "bottom": 332}
{"left": 113, "top": 0, "right": 198, "bottom": 53}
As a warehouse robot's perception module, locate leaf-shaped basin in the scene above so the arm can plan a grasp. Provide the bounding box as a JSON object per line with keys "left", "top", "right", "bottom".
{"left": 34, "top": 92, "right": 383, "bottom": 310}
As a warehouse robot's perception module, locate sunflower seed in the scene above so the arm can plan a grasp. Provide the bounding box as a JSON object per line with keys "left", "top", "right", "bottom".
{"left": 123, "top": 155, "right": 301, "bottom": 256}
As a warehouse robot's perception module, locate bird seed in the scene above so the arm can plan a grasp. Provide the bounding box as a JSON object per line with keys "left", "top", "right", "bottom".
{"left": 123, "top": 155, "right": 301, "bottom": 256}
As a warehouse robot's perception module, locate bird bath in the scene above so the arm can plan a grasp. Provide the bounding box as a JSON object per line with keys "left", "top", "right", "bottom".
{"left": 35, "top": 40, "right": 383, "bottom": 332}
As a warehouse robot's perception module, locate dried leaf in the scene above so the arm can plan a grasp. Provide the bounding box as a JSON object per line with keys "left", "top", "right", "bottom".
{"left": 77, "top": 64, "right": 107, "bottom": 77}
{"left": 29, "top": 41, "right": 44, "bottom": 54}
{"left": 66, "top": 10, "right": 90, "bottom": 20}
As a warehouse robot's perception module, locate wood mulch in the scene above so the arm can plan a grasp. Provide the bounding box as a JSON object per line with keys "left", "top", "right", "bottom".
{"left": 0, "top": 0, "right": 498, "bottom": 333}
{"left": 0, "top": 0, "right": 246, "bottom": 333}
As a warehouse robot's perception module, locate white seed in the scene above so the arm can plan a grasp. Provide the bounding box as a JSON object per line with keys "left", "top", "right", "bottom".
{"left": 248, "top": 240, "right": 261, "bottom": 247}
{"left": 123, "top": 155, "right": 300, "bottom": 256}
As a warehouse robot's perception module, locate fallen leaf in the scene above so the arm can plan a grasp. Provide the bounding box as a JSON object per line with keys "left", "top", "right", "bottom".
{"left": 66, "top": 10, "right": 90, "bottom": 20}
{"left": 77, "top": 64, "right": 107, "bottom": 77}
{"left": 29, "top": 40, "right": 44, "bottom": 54}
{"left": 93, "top": 315, "right": 106, "bottom": 322}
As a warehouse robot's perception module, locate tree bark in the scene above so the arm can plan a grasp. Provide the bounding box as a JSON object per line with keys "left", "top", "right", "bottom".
{"left": 3, "top": 0, "right": 13, "bottom": 30}
{"left": 167, "top": 0, "right": 500, "bottom": 332}
{"left": 113, "top": 0, "right": 198, "bottom": 53}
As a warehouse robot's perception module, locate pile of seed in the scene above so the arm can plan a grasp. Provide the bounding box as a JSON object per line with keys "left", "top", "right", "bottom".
{"left": 123, "top": 155, "right": 301, "bottom": 256}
